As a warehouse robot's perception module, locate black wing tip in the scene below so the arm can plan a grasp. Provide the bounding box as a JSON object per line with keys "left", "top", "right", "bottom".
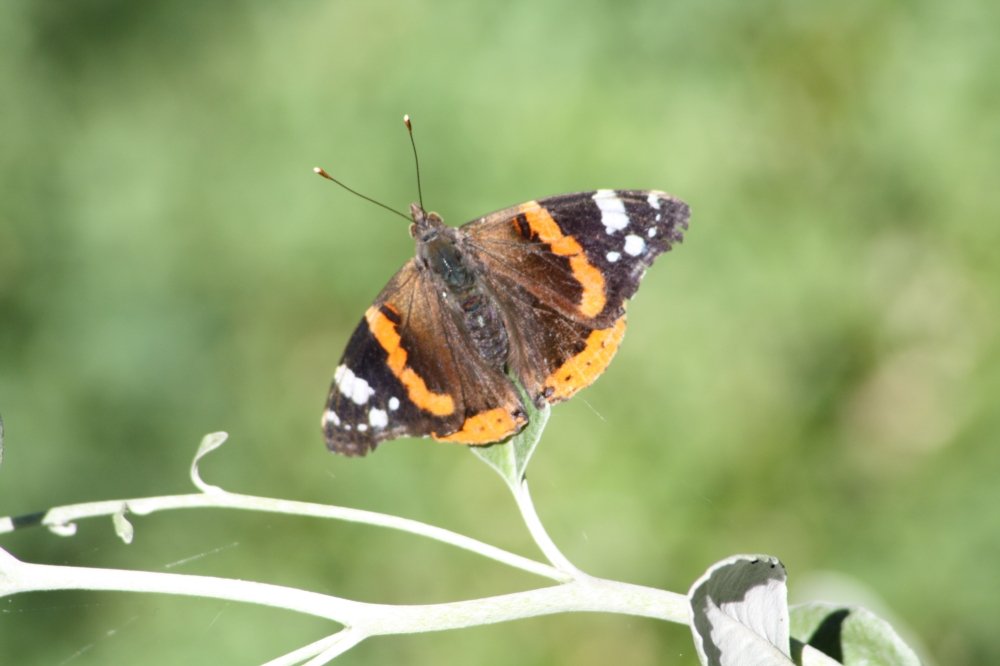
{"left": 620, "top": 189, "right": 691, "bottom": 243}
{"left": 322, "top": 416, "right": 377, "bottom": 457}
{"left": 655, "top": 195, "right": 690, "bottom": 248}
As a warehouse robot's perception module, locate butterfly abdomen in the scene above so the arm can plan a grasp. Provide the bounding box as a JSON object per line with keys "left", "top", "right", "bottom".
{"left": 457, "top": 290, "right": 509, "bottom": 367}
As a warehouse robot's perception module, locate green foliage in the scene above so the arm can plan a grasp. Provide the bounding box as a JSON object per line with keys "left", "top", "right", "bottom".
{"left": 687, "top": 554, "right": 922, "bottom": 665}
{"left": 1, "top": 0, "right": 997, "bottom": 663}
{"left": 791, "top": 603, "right": 921, "bottom": 666}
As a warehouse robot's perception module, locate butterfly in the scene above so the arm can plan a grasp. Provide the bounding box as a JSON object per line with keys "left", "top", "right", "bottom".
{"left": 320, "top": 185, "right": 689, "bottom": 456}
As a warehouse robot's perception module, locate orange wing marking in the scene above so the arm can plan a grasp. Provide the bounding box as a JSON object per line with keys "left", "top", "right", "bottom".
{"left": 543, "top": 315, "right": 627, "bottom": 401}
{"left": 434, "top": 407, "right": 525, "bottom": 444}
{"left": 519, "top": 204, "right": 607, "bottom": 318}
{"left": 365, "top": 306, "right": 456, "bottom": 416}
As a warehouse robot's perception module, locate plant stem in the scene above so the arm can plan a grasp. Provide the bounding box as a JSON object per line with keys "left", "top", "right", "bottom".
{"left": 0, "top": 547, "right": 689, "bottom": 634}
{"left": 512, "top": 478, "right": 584, "bottom": 577}
{"left": 0, "top": 491, "right": 564, "bottom": 581}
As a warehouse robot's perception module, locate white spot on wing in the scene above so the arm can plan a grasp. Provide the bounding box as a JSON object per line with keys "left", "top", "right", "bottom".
{"left": 647, "top": 193, "right": 661, "bottom": 209}
{"left": 357, "top": 423, "right": 368, "bottom": 432}
{"left": 624, "top": 234, "right": 646, "bottom": 256}
{"left": 369, "top": 407, "right": 388, "bottom": 429}
{"left": 334, "top": 364, "right": 375, "bottom": 405}
{"left": 593, "top": 190, "right": 629, "bottom": 234}
{"left": 606, "top": 251, "right": 621, "bottom": 263}
{"left": 322, "top": 409, "right": 341, "bottom": 427}
{"left": 647, "top": 227, "right": 657, "bottom": 238}
{"left": 388, "top": 396, "right": 400, "bottom": 411}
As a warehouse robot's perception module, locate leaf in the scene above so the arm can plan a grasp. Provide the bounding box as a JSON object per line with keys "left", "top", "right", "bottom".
{"left": 190, "top": 431, "right": 229, "bottom": 494}
{"left": 790, "top": 602, "right": 921, "bottom": 666}
{"left": 796, "top": 644, "right": 844, "bottom": 666}
{"left": 47, "top": 522, "right": 77, "bottom": 537}
{"left": 471, "top": 396, "right": 549, "bottom": 489}
{"left": 113, "top": 504, "right": 134, "bottom": 544}
{"left": 689, "top": 554, "right": 793, "bottom": 666}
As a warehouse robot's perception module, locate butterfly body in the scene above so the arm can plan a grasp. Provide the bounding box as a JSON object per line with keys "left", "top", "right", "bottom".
{"left": 323, "top": 189, "right": 690, "bottom": 456}
{"left": 411, "top": 204, "right": 512, "bottom": 368}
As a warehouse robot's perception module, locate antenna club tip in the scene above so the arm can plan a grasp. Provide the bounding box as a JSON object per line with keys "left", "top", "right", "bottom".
{"left": 403, "top": 114, "right": 412, "bottom": 129}
{"left": 313, "top": 166, "right": 332, "bottom": 180}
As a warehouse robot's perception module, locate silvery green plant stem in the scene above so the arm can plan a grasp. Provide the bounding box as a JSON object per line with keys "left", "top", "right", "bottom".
{"left": 0, "top": 491, "right": 562, "bottom": 581}
{"left": 510, "top": 477, "right": 584, "bottom": 577}
{"left": 0, "top": 546, "right": 688, "bottom": 663}
{"left": 470, "top": 397, "right": 584, "bottom": 576}
{"left": 0, "top": 429, "right": 688, "bottom": 665}
{"left": 0, "top": 547, "right": 688, "bottom": 627}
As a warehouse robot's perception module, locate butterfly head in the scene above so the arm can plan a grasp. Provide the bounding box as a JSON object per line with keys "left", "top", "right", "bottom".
{"left": 409, "top": 202, "right": 445, "bottom": 241}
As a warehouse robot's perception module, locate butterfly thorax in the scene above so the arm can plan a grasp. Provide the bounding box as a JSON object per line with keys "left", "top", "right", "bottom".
{"left": 410, "top": 203, "right": 510, "bottom": 368}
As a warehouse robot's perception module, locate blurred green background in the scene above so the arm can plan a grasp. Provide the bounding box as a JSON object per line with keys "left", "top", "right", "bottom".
{"left": 1, "top": 1, "right": 997, "bottom": 664}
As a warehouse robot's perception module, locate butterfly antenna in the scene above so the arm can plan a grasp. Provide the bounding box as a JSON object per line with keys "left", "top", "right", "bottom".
{"left": 403, "top": 114, "right": 425, "bottom": 211}
{"left": 312, "top": 166, "right": 411, "bottom": 222}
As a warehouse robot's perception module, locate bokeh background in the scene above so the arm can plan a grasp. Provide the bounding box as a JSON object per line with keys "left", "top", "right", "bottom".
{"left": 2, "top": 1, "right": 998, "bottom": 664}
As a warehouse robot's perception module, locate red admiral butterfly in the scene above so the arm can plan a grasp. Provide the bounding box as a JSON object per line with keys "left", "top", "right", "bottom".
{"left": 320, "top": 120, "right": 690, "bottom": 456}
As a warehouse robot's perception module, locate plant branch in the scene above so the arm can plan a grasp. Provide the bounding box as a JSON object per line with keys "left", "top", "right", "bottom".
{"left": 0, "top": 429, "right": 695, "bottom": 664}
{"left": 0, "top": 490, "right": 565, "bottom": 582}
{"left": 0, "top": 547, "right": 689, "bottom": 633}
{"left": 265, "top": 628, "right": 366, "bottom": 666}
{"left": 511, "top": 477, "right": 584, "bottom": 577}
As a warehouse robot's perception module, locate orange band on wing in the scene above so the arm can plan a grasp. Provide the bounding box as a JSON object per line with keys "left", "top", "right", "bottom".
{"left": 365, "top": 306, "right": 455, "bottom": 416}
{"left": 520, "top": 205, "right": 606, "bottom": 318}
{"left": 433, "top": 407, "right": 524, "bottom": 444}
{"left": 543, "top": 315, "right": 627, "bottom": 402}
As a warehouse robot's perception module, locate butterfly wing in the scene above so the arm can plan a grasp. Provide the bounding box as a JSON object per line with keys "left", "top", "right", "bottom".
{"left": 322, "top": 260, "right": 528, "bottom": 456}
{"left": 462, "top": 189, "right": 689, "bottom": 405}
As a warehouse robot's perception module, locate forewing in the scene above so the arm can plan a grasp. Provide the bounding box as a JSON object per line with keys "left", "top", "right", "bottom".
{"left": 464, "top": 190, "right": 688, "bottom": 327}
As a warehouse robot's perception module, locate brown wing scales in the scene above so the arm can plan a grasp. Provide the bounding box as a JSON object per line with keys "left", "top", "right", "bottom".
{"left": 322, "top": 260, "right": 527, "bottom": 456}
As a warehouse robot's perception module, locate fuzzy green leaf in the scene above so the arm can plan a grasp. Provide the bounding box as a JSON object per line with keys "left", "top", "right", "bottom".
{"left": 190, "top": 431, "right": 229, "bottom": 494}
{"left": 112, "top": 504, "right": 134, "bottom": 544}
{"left": 790, "top": 603, "right": 921, "bottom": 666}
{"left": 689, "top": 554, "right": 792, "bottom": 666}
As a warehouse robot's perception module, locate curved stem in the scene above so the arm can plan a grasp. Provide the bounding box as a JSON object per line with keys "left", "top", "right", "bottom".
{"left": 0, "top": 491, "right": 565, "bottom": 582}
{"left": 264, "top": 628, "right": 367, "bottom": 666}
{"left": 304, "top": 629, "right": 368, "bottom": 666}
{"left": 512, "top": 478, "right": 584, "bottom": 577}
{"left": 0, "top": 548, "right": 690, "bottom": 633}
